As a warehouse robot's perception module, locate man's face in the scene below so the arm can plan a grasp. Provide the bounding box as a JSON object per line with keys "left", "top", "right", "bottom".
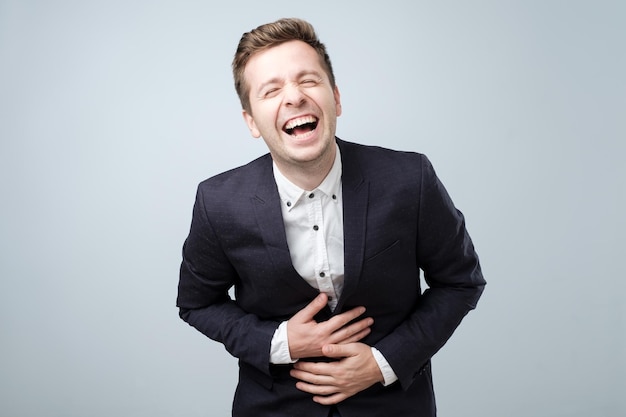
{"left": 242, "top": 40, "right": 342, "bottom": 175}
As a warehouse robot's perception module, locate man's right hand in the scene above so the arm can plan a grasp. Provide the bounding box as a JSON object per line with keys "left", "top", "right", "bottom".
{"left": 287, "top": 293, "right": 373, "bottom": 360}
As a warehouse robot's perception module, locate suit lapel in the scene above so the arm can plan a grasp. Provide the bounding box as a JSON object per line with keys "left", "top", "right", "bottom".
{"left": 249, "top": 143, "right": 371, "bottom": 312}
{"left": 336, "top": 140, "right": 369, "bottom": 311}
{"left": 251, "top": 158, "right": 321, "bottom": 298}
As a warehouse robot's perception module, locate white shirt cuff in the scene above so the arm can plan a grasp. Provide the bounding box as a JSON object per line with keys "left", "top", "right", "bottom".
{"left": 371, "top": 347, "right": 398, "bottom": 386}
{"left": 269, "top": 321, "right": 296, "bottom": 364}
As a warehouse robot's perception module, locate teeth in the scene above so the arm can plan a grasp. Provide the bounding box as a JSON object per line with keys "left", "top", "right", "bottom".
{"left": 285, "top": 116, "right": 317, "bottom": 130}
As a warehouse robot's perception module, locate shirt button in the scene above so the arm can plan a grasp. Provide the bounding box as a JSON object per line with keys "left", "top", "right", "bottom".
{"left": 286, "top": 201, "right": 292, "bottom": 207}
{"left": 309, "top": 193, "right": 315, "bottom": 198}
{"left": 319, "top": 272, "right": 325, "bottom": 277}
{"left": 332, "top": 194, "right": 337, "bottom": 200}
{"left": 313, "top": 225, "right": 319, "bottom": 231}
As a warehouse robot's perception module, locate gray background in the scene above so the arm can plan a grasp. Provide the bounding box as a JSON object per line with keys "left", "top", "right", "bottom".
{"left": 1, "top": 1, "right": 624, "bottom": 416}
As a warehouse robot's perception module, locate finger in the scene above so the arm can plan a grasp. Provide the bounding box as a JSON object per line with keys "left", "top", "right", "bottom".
{"left": 313, "top": 392, "right": 347, "bottom": 405}
{"left": 325, "top": 306, "right": 367, "bottom": 331}
{"left": 290, "top": 368, "right": 335, "bottom": 386}
{"left": 292, "top": 360, "right": 333, "bottom": 374}
{"left": 337, "top": 326, "right": 371, "bottom": 344}
{"left": 295, "top": 380, "right": 341, "bottom": 398}
{"left": 322, "top": 343, "right": 356, "bottom": 359}
{"left": 292, "top": 293, "right": 328, "bottom": 322}
{"left": 329, "top": 317, "right": 373, "bottom": 344}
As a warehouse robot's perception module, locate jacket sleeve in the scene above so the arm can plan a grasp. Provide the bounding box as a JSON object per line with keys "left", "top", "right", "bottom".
{"left": 374, "top": 154, "right": 486, "bottom": 390}
{"left": 176, "top": 185, "right": 279, "bottom": 376}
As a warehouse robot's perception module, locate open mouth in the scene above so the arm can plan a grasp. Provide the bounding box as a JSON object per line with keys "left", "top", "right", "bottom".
{"left": 283, "top": 116, "right": 319, "bottom": 136}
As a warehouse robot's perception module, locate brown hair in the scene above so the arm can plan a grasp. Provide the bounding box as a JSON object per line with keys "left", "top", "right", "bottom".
{"left": 232, "top": 18, "right": 336, "bottom": 113}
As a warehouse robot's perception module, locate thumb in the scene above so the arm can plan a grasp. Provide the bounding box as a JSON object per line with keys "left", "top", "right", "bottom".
{"left": 293, "top": 293, "right": 328, "bottom": 322}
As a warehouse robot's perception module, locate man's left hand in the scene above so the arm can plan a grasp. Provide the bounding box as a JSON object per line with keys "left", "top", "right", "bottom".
{"left": 289, "top": 342, "right": 384, "bottom": 405}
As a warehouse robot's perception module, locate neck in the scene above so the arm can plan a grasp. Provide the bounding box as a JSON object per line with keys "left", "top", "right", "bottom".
{"left": 275, "top": 146, "right": 336, "bottom": 191}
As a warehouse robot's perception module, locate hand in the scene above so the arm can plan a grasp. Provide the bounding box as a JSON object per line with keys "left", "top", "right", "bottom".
{"left": 287, "top": 293, "right": 373, "bottom": 360}
{"left": 290, "top": 343, "right": 384, "bottom": 405}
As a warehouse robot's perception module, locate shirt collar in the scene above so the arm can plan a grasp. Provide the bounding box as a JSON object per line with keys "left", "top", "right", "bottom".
{"left": 273, "top": 144, "right": 342, "bottom": 211}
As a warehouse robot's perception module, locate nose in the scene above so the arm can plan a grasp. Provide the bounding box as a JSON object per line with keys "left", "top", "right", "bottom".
{"left": 283, "top": 83, "right": 306, "bottom": 107}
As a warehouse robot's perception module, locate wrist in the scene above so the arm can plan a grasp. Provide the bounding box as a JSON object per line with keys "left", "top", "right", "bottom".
{"left": 370, "top": 347, "right": 398, "bottom": 386}
{"left": 270, "top": 321, "right": 296, "bottom": 364}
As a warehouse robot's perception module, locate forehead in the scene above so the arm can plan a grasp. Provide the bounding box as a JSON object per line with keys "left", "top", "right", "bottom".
{"left": 244, "top": 40, "right": 326, "bottom": 87}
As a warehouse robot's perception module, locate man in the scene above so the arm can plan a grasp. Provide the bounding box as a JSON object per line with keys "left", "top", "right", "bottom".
{"left": 177, "top": 17, "right": 485, "bottom": 417}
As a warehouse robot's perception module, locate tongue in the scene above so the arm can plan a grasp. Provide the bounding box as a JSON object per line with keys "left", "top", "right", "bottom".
{"left": 293, "top": 126, "right": 312, "bottom": 135}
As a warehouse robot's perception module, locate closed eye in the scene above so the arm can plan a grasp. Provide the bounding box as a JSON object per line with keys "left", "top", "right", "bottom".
{"left": 262, "top": 87, "right": 281, "bottom": 98}
{"left": 301, "top": 79, "right": 319, "bottom": 86}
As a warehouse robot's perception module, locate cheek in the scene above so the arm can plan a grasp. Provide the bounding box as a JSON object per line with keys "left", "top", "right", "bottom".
{"left": 247, "top": 106, "right": 279, "bottom": 138}
{"left": 257, "top": 103, "right": 279, "bottom": 124}
{"left": 319, "top": 93, "right": 341, "bottom": 117}
{"left": 255, "top": 114, "right": 275, "bottom": 135}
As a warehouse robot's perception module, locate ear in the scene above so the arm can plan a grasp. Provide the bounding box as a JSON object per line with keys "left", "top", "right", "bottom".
{"left": 333, "top": 85, "right": 342, "bottom": 117}
{"left": 242, "top": 109, "right": 261, "bottom": 138}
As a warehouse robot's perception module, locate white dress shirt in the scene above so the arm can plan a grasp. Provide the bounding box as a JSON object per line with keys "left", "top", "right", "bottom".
{"left": 269, "top": 144, "right": 398, "bottom": 386}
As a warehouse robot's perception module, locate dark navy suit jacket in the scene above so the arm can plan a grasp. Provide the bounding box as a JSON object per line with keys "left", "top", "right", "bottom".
{"left": 177, "top": 138, "right": 485, "bottom": 417}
